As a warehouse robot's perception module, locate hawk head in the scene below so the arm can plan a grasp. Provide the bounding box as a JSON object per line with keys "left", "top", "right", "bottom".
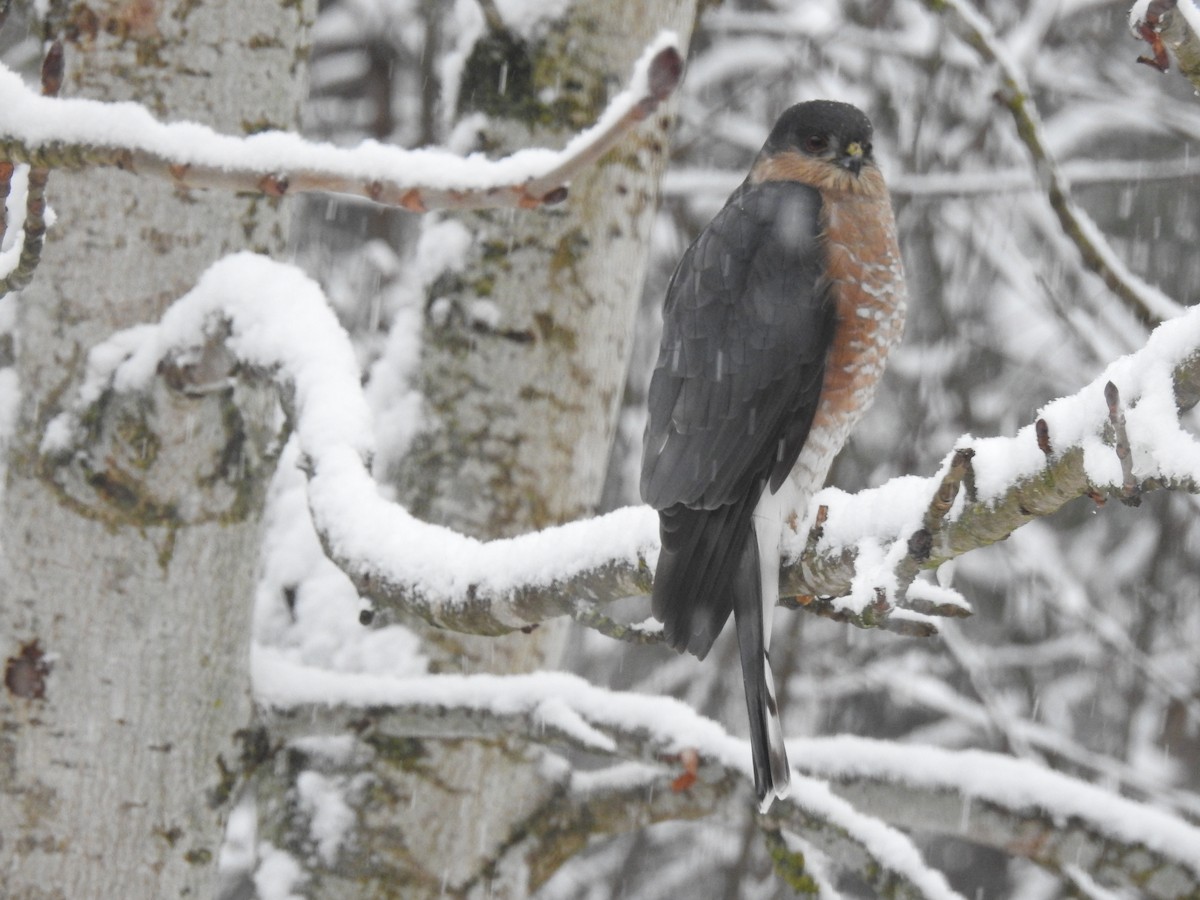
{"left": 761, "top": 100, "right": 875, "bottom": 176}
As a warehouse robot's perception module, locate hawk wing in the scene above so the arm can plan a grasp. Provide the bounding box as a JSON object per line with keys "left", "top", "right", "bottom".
{"left": 640, "top": 179, "right": 834, "bottom": 656}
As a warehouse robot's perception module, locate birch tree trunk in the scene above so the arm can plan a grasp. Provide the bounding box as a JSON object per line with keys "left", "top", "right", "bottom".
{"left": 258, "top": 1, "right": 697, "bottom": 896}
{"left": 0, "top": 2, "right": 313, "bottom": 897}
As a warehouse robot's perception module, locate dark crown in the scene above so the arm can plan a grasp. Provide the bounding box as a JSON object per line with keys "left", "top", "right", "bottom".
{"left": 761, "top": 100, "right": 874, "bottom": 155}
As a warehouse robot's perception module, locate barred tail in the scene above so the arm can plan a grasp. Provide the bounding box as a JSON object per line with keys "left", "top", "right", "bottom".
{"left": 733, "top": 528, "right": 791, "bottom": 811}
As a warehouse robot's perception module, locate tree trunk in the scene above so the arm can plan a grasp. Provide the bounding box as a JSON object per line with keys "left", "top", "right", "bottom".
{"left": 260, "top": 2, "right": 697, "bottom": 896}
{"left": 0, "top": 2, "right": 313, "bottom": 897}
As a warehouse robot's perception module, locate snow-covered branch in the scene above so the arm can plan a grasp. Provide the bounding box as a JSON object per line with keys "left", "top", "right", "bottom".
{"left": 927, "top": 0, "right": 1183, "bottom": 325}
{"left": 1132, "top": 0, "right": 1200, "bottom": 93}
{"left": 0, "top": 33, "right": 681, "bottom": 214}
{"left": 331, "top": 302, "right": 1200, "bottom": 642}
{"left": 48, "top": 257, "right": 1200, "bottom": 647}
{"left": 799, "top": 736, "right": 1200, "bottom": 899}
{"left": 255, "top": 653, "right": 964, "bottom": 900}
{"left": 785, "top": 305, "right": 1200, "bottom": 607}
{"left": 255, "top": 654, "right": 1200, "bottom": 897}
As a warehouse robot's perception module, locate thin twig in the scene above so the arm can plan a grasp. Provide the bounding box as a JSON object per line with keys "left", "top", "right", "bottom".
{"left": 892, "top": 447, "right": 974, "bottom": 607}
{"left": 0, "top": 160, "right": 11, "bottom": 242}
{"left": 780, "top": 592, "right": 941, "bottom": 638}
{"left": 1104, "top": 380, "right": 1141, "bottom": 505}
{"left": 938, "top": 622, "right": 1043, "bottom": 761}
{"left": 0, "top": 40, "right": 684, "bottom": 214}
{"left": 928, "top": 0, "right": 1182, "bottom": 325}
{"left": 567, "top": 599, "right": 664, "bottom": 645}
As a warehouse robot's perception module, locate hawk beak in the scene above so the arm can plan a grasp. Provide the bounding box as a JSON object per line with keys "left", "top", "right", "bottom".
{"left": 840, "top": 142, "right": 864, "bottom": 175}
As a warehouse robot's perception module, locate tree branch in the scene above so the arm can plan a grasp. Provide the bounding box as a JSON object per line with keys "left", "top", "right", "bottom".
{"left": 255, "top": 657, "right": 965, "bottom": 900}
{"left": 254, "top": 656, "right": 1200, "bottom": 897}
{"left": 926, "top": 0, "right": 1183, "bottom": 325}
{"left": 785, "top": 313, "right": 1200, "bottom": 605}
{"left": 320, "top": 308, "right": 1200, "bottom": 645}
{"left": 798, "top": 736, "right": 1200, "bottom": 900}
{"left": 0, "top": 34, "right": 682, "bottom": 214}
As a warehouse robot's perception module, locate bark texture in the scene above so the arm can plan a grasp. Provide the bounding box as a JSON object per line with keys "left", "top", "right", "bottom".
{"left": 0, "top": 1, "right": 313, "bottom": 897}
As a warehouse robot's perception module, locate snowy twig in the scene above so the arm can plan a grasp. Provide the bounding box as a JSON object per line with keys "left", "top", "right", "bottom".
{"left": 799, "top": 735, "right": 1200, "bottom": 899}
{"left": 256, "top": 657, "right": 964, "bottom": 900}
{"left": 927, "top": 0, "right": 1183, "bottom": 325}
{"left": 491, "top": 763, "right": 746, "bottom": 894}
{"left": 565, "top": 600, "right": 665, "bottom": 645}
{"left": 892, "top": 447, "right": 974, "bottom": 604}
{"left": 781, "top": 591, "right": 941, "bottom": 638}
{"left": 1132, "top": 0, "right": 1200, "bottom": 94}
{"left": 0, "top": 35, "right": 683, "bottom": 214}
{"left": 1103, "top": 381, "right": 1141, "bottom": 505}
{"left": 0, "top": 41, "right": 62, "bottom": 298}
{"left": 938, "top": 623, "right": 1042, "bottom": 761}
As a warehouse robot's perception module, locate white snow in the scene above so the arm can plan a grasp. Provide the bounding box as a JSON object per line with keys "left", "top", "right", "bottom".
{"left": 795, "top": 734, "right": 1200, "bottom": 880}
{"left": 296, "top": 771, "right": 358, "bottom": 865}
{"left": 0, "top": 165, "right": 28, "bottom": 275}
{"left": 254, "top": 843, "right": 307, "bottom": 900}
{"left": 1129, "top": 0, "right": 1154, "bottom": 28}
{"left": 1181, "top": 0, "right": 1200, "bottom": 39}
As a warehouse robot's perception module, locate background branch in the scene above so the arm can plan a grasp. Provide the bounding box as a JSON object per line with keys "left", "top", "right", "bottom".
{"left": 928, "top": 0, "right": 1183, "bottom": 325}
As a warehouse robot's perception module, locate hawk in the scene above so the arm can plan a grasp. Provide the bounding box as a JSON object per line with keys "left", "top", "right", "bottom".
{"left": 641, "top": 100, "right": 908, "bottom": 810}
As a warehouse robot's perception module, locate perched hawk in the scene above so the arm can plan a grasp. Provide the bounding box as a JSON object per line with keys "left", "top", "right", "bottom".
{"left": 641, "top": 100, "right": 908, "bottom": 810}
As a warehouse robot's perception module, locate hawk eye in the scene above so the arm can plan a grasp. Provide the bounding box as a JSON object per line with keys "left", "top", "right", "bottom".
{"left": 803, "top": 135, "right": 828, "bottom": 153}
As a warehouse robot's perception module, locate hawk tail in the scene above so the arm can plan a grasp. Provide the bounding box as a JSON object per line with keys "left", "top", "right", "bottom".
{"left": 735, "top": 515, "right": 791, "bottom": 812}
{"left": 651, "top": 495, "right": 757, "bottom": 659}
